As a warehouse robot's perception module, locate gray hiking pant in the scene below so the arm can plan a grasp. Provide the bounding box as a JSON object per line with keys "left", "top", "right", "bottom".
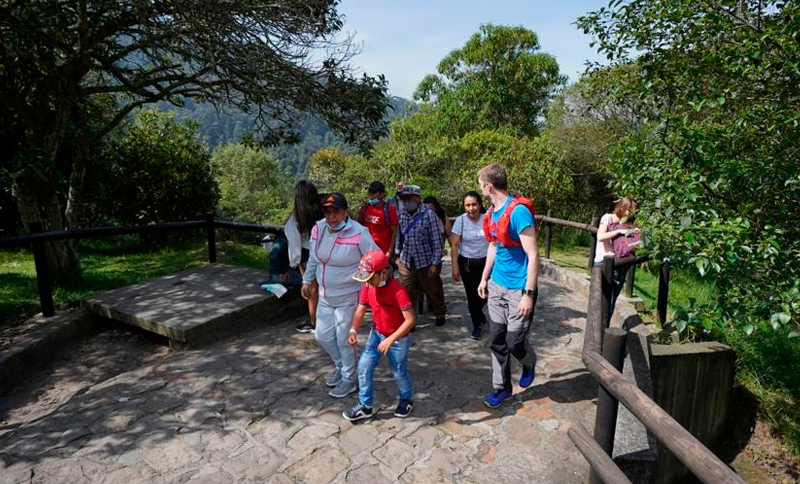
{"left": 487, "top": 279, "right": 538, "bottom": 391}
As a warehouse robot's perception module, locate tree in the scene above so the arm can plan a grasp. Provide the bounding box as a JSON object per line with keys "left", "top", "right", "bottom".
{"left": 0, "top": 0, "right": 389, "bottom": 285}
{"left": 414, "top": 24, "right": 566, "bottom": 137}
{"left": 578, "top": 0, "right": 800, "bottom": 338}
{"left": 211, "top": 143, "right": 292, "bottom": 225}
{"left": 544, "top": 66, "right": 646, "bottom": 219}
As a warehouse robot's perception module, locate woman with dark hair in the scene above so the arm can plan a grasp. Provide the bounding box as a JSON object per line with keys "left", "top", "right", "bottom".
{"left": 285, "top": 180, "right": 323, "bottom": 333}
{"left": 450, "top": 191, "right": 490, "bottom": 339}
{"left": 594, "top": 196, "right": 640, "bottom": 317}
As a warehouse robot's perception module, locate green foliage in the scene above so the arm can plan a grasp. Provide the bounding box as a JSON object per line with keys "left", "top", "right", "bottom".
{"left": 544, "top": 66, "right": 646, "bottom": 220}
{"left": 312, "top": 113, "right": 573, "bottom": 216}
{"left": 211, "top": 143, "right": 292, "bottom": 224}
{"left": 578, "top": 0, "right": 800, "bottom": 339}
{"left": 308, "top": 147, "right": 376, "bottom": 209}
{"left": 414, "top": 24, "right": 566, "bottom": 137}
{"left": 88, "top": 109, "right": 219, "bottom": 225}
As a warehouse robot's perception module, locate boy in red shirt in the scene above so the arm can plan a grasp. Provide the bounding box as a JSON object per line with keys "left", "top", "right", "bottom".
{"left": 344, "top": 250, "right": 416, "bottom": 421}
{"left": 357, "top": 181, "right": 399, "bottom": 259}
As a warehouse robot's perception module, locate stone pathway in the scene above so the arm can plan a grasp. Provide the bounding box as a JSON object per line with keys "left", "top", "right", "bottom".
{"left": 0, "top": 261, "right": 596, "bottom": 484}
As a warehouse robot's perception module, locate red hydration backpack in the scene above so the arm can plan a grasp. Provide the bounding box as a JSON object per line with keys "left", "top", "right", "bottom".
{"left": 483, "top": 194, "right": 536, "bottom": 247}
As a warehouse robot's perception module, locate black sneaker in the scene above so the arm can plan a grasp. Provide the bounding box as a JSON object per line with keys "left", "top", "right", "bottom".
{"left": 343, "top": 403, "right": 373, "bottom": 422}
{"left": 435, "top": 317, "right": 446, "bottom": 327}
{"left": 393, "top": 399, "right": 413, "bottom": 418}
{"left": 295, "top": 322, "right": 314, "bottom": 333}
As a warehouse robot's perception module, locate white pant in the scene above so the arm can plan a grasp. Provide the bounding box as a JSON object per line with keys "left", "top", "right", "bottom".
{"left": 314, "top": 292, "right": 360, "bottom": 383}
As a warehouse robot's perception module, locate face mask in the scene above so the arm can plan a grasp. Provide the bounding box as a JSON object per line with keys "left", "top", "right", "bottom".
{"left": 377, "top": 273, "right": 388, "bottom": 287}
{"left": 405, "top": 201, "right": 419, "bottom": 212}
{"left": 328, "top": 220, "right": 346, "bottom": 231}
{"left": 368, "top": 198, "right": 381, "bottom": 206}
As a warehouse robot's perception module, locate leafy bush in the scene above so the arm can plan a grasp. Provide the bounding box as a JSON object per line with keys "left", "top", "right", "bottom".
{"left": 86, "top": 109, "right": 219, "bottom": 227}
{"left": 579, "top": 0, "right": 800, "bottom": 339}
{"left": 211, "top": 143, "right": 292, "bottom": 224}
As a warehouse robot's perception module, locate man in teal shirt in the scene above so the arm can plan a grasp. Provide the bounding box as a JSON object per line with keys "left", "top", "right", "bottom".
{"left": 477, "top": 164, "right": 540, "bottom": 408}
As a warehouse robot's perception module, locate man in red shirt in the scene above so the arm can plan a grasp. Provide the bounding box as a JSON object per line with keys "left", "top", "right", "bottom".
{"left": 343, "top": 250, "right": 416, "bottom": 421}
{"left": 357, "top": 181, "right": 399, "bottom": 259}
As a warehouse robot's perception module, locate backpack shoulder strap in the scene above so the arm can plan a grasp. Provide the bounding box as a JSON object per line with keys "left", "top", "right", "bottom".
{"left": 357, "top": 202, "right": 368, "bottom": 224}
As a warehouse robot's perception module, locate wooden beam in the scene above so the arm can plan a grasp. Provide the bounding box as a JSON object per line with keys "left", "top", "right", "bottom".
{"left": 568, "top": 422, "right": 633, "bottom": 484}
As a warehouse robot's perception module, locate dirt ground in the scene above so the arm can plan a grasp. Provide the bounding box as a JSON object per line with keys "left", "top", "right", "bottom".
{"left": 1, "top": 320, "right": 799, "bottom": 483}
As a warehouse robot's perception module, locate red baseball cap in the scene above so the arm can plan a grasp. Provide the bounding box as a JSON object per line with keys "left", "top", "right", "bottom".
{"left": 352, "top": 250, "right": 389, "bottom": 282}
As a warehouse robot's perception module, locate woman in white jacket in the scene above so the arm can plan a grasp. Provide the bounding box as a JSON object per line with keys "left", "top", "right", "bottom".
{"left": 301, "top": 193, "right": 378, "bottom": 398}
{"left": 285, "top": 181, "right": 323, "bottom": 333}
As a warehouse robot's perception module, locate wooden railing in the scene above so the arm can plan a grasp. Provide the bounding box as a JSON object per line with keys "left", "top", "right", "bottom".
{"left": 0, "top": 213, "right": 282, "bottom": 317}
{"left": 571, "top": 260, "right": 745, "bottom": 484}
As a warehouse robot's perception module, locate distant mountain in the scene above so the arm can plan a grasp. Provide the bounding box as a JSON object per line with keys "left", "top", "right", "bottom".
{"left": 159, "top": 96, "right": 415, "bottom": 178}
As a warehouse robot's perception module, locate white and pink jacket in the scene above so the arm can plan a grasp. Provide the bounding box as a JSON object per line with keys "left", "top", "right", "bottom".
{"left": 302, "top": 218, "right": 378, "bottom": 298}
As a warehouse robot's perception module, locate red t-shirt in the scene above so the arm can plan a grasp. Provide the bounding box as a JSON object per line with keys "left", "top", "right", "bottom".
{"left": 358, "top": 278, "right": 413, "bottom": 337}
{"left": 359, "top": 202, "right": 398, "bottom": 254}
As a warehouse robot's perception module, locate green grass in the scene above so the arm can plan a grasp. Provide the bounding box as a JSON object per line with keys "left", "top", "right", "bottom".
{"left": 546, "top": 243, "right": 718, "bottom": 323}
{"left": 0, "top": 237, "right": 267, "bottom": 327}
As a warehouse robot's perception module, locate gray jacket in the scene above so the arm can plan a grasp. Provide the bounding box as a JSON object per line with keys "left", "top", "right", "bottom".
{"left": 302, "top": 217, "right": 378, "bottom": 298}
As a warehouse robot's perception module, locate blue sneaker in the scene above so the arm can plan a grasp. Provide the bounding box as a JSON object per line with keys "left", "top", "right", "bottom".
{"left": 520, "top": 365, "right": 535, "bottom": 388}
{"left": 470, "top": 329, "right": 481, "bottom": 340}
{"left": 483, "top": 389, "right": 512, "bottom": 409}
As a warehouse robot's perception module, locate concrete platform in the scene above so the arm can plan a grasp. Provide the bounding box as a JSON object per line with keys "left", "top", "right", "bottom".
{"left": 82, "top": 263, "right": 303, "bottom": 348}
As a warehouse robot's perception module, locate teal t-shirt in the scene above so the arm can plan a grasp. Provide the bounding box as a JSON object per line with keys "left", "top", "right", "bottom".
{"left": 489, "top": 197, "right": 536, "bottom": 290}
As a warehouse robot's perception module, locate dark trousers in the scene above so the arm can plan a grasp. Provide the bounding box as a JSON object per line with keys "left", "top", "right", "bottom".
{"left": 610, "top": 267, "right": 628, "bottom": 318}
{"left": 397, "top": 260, "right": 447, "bottom": 318}
{"left": 458, "top": 255, "right": 487, "bottom": 330}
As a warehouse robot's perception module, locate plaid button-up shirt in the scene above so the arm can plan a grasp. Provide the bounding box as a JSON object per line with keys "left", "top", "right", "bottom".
{"left": 396, "top": 204, "right": 442, "bottom": 268}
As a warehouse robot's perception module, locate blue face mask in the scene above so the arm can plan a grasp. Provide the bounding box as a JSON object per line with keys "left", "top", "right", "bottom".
{"left": 368, "top": 198, "right": 381, "bottom": 206}
{"left": 328, "top": 220, "right": 346, "bottom": 231}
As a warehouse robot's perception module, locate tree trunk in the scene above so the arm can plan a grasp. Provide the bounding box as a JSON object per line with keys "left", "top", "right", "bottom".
{"left": 65, "top": 154, "right": 88, "bottom": 229}
{"left": 13, "top": 176, "right": 83, "bottom": 288}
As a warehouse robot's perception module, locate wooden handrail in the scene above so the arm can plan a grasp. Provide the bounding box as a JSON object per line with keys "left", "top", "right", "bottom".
{"left": 568, "top": 422, "right": 633, "bottom": 484}
{"left": 538, "top": 215, "right": 599, "bottom": 234}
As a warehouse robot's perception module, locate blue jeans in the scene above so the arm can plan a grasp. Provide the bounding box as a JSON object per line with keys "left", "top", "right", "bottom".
{"left": 357, "top": 329, "right": 413, "bottom": 408}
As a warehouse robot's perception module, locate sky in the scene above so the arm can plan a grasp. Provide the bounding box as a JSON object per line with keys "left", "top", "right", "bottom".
{"left": 337, "top": 0, "right": 610, "bottom": 99}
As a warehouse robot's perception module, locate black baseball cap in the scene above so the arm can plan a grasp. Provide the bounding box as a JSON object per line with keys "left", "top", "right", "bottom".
{"left": 367, "top": 181, "right": 386, "bottom": 193}
{"left": 321, "top": 192, "right": 348, "bottom": 209}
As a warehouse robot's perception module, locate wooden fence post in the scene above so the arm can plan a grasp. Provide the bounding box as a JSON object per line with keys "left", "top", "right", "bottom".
{"left": 657, "top": 260, "right": 670, "bottom": 325}
{"left": 624, "top": 265, "right": 635, "bottom": 298}
{"left": 206, "top": 212, "right": 217, "bottom": 263}
{"left": 601, "top": 255, "right": 614, "bottom": 329}
{"left": 589, "top": 327, "right": 627, "bottom": 484}
{"left": 29, "top": 222, "right": 55, "bottom": 317}
{"left": 544, "top": 208, "right": 553, "bottom": 260}
{"left": 587, "top": 216, "right": 600, "bottom": 273}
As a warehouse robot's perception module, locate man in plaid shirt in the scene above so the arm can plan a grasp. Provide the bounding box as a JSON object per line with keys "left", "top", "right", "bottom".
{"left": 395, "top": 185, "right": 447, "bottom": 326}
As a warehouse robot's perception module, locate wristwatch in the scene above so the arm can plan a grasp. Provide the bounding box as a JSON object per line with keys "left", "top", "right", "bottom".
{"left": 349, "top": 328, "right": 357, "bottom": 335}
{"left": 521, "top": 288, "right": 536, "bottom": 297}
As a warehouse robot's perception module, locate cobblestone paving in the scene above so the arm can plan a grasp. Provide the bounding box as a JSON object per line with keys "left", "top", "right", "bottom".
{"left": 0, "top": 261, "right": 596, "bottom": 484}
